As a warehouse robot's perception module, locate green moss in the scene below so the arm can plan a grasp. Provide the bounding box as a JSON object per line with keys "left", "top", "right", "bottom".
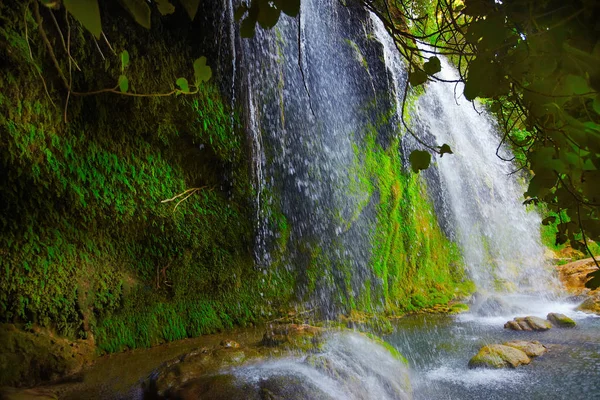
{"left": 0, "top": 0, "right": 297, "bottom": 353}
{"left": 350, "top": 113, "right": 471, "bottom": 314}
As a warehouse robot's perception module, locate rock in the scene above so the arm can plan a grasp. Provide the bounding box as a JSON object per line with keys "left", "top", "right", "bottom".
{"left": 504, "top": 320, "right": 522, "bottom": 331}
{"left": 503, "top": 340, "right": 547, "bottom": 357}
{"left": 524, "top": 316, "right": 553, "bottom": 331}
{"left": 220, "top": 339, "right": 240, "bottom": 348}
{"left": 468, "top": 344, "right": 530, "bottom": 369}
{"left": 556, "top": 258, "right": 598, "bottom": 295}
{"left": 0, "top": 324, "right": 94, "bottom": 387}
{"left": 471, "top": 295, "right": 522, "bottom": 317}
{"left": 504, "top": 316, "right": 552, "bottom": 331}
{"left": 555, "top": 258, "right": 600, "bottom": 315}
{"left": 577, "top": 292, "right": 600, "bottom": 314}
{"left": 547, "top": 313, "right": 576, "bottom": 327}
{"left": 0, "top": 388, "right": 58, "bottom": 400}
{"left": 261, "top": 323, "right": 324, "bottom": 351}
{"left": 144, "top": 331, "right": 412, "bottom": 400}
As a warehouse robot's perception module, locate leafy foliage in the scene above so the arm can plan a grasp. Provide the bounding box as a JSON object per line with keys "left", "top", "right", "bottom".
{"left": 235, "top": 0, "right": 301, "bottom": 38}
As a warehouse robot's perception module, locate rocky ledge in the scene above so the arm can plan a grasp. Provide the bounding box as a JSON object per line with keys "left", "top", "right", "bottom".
{"left": 557, "top": 257, "right": 600, "bottom": 314}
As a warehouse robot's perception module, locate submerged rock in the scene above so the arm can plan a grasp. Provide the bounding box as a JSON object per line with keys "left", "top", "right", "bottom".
{"left": 504, "top": 316, "right": 552, "bottom": 331}
{"left": 503, "top": 340, "right": 547, "bottom": 357}
{"left": 468, "top": 344, "right": 530, "bottom": 369}
{"left": 547, "top": 313, "right": 576, "bottom": 328}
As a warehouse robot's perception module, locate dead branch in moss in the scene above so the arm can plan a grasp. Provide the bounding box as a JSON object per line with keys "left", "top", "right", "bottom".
{"left": 161, "top": 187, "right": 213, "bottom": 211}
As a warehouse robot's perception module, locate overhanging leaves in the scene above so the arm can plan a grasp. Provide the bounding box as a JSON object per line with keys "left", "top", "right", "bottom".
{"left": 121, "top": 0, "right": 151, "bottom": 29}
{"left": 193, "top": 57, "right": 212, "bottom": 85}
{"left": 180, "top": 0, "right": 201, "bottom": 20}
{"left": 409, "top": 150, "right": 431, "bottom": 173}
{"left": 64, "top": 0, "right": 102, "bottom": 38}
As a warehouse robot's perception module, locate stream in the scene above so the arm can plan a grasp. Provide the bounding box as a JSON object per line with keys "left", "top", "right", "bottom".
{"left": 387, "top": 296, "right": 600, "bottom": 399}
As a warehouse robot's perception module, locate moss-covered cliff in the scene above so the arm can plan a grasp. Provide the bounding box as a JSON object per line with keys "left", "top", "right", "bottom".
{"left": 0, "top": 0, "right": 470, "bottom": 387}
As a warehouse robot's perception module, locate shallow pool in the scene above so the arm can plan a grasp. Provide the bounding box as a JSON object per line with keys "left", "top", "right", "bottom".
{"left": 385, "top": 296, "right": 600, "bottom": 400}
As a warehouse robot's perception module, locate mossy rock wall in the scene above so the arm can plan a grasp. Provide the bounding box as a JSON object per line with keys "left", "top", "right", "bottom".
{"left": 0, "top": 0, "right": 296, "bottom": 358}
{"left": 0, "top": 0, "right": 469, "bottom": 370}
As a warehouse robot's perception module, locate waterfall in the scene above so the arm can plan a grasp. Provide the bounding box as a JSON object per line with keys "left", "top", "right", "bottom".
{"left": 414, "top": 57, "right": 557, "bottom": 294}
{"left": 238, "top": 0, "right": 557, "bottom": 313}
{"left": 239, "top": 0, "right": 397, "bottom": 313}
{"left": 370, "top": 17, "right": 557, "bottom": 297}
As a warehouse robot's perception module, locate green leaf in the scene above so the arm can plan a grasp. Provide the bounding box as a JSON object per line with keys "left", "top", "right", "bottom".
{"left": 118, "top": 75, "right": 129, "bottom": 93}
{"left": 586, "top": 269, "right": 600, "bottom": 290}
{"left": 180, "top": 0, "right": 201, "bottom": 20}
{"left": 409, "top": 69, "right": 428, "bottom": 86}
{"left": 409, "top": 150, "right": 431, "bottom": 173}
{"left": 593, "top": 95, "right": 600, "bottom": 115}
{"left": 64, "top": 0, "right": 102, "bottom": 38}
{"left": 541, "top": 216, "right": 556, "bottom": 226}
{"left": 121, "top": 0, "right": 151, "bottom": 29}
{"left": 423, "top": 56, "right": 441, "bottom": 76}
{"left": 240, "top": 17, "right": 256, "bottom": 38}
{"left": 234, "top": 5, "right": 248, "bottom": 21}
{"left": 439, "top": 143, "right": 453, "bottom": 157}
{"left": 275, "top": 0, "right": 301, "bottom": 16}
{"left": 565, "top": 74, "right": 590, "bottom": 95}
{"left": 193, "top": 57, "right": 212, "bottom": 85}
{"left": 176, "top": 77, "right": 189, "bottom": 92}
{"left": 120, "top": 50, "right": 129, "bottom": 72}
{"left": 155, "top": 0, "right": 175, "bottom": 15}
{"left": 257, "top": 1, "right": 281, "bottom": 29}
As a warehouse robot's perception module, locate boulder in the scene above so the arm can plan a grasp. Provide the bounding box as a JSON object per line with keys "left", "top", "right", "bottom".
{"left": 468, "top": 344, "right": 530, "bottom": 369}
{"left": 0, "top": 324, "right": 94, "bottom": 387}
{"left": 556, "top": 258, "right": 598, "bottom": 295}
{"left": 577, "top": 292, "right": 600, "bottom": 314}
{"left": 503, "top": 340, "right": 547, "bottom": 357}
{"left": 504, "top": 316, "right": 552, "bottom": 331}
{"left": 547, "top": 313, "right": 576, "bottom": 328}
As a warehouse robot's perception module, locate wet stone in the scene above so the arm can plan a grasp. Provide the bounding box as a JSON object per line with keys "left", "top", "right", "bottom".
{"left": 468, "top": 344, "right": 531, "bottom": 369}
{"left": 504, "top": 316, "right": 552, "bottom": 331}
{"left": 503, "top": 340, "right": 547, "bottom": 357}
{"left": 547, "top": 313, "right": 576, "bottom": 328}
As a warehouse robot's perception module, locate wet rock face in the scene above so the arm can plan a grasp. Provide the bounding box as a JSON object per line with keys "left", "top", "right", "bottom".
{"left": 504, "top": 316, "right": 552, "bottom": 331}
{"left": 143, "top": 328, "right": 412, "bottom": 400}
{"left": 547, "top": 313, "right": 576, "bottom": 328}
{"left": 556, "top": 258, "right": 600, "bottom": 315}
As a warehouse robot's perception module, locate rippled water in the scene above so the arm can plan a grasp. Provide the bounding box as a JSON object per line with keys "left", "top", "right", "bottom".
{"left": 385, "top": 297, "right": 600, "bottom": 400}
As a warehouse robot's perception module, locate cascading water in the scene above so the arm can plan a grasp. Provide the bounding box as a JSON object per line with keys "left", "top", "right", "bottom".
{"left": 412, "top": 56, "right": 557, "bottom": 295}
{"left": 371, "top": 16, "right": 556, "bottom": 299}
{"left": 369, "top": 12, "right": 600, "bottom": 400}
{"left": 239, "top": 0, "right": 397, "bottom": 313}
